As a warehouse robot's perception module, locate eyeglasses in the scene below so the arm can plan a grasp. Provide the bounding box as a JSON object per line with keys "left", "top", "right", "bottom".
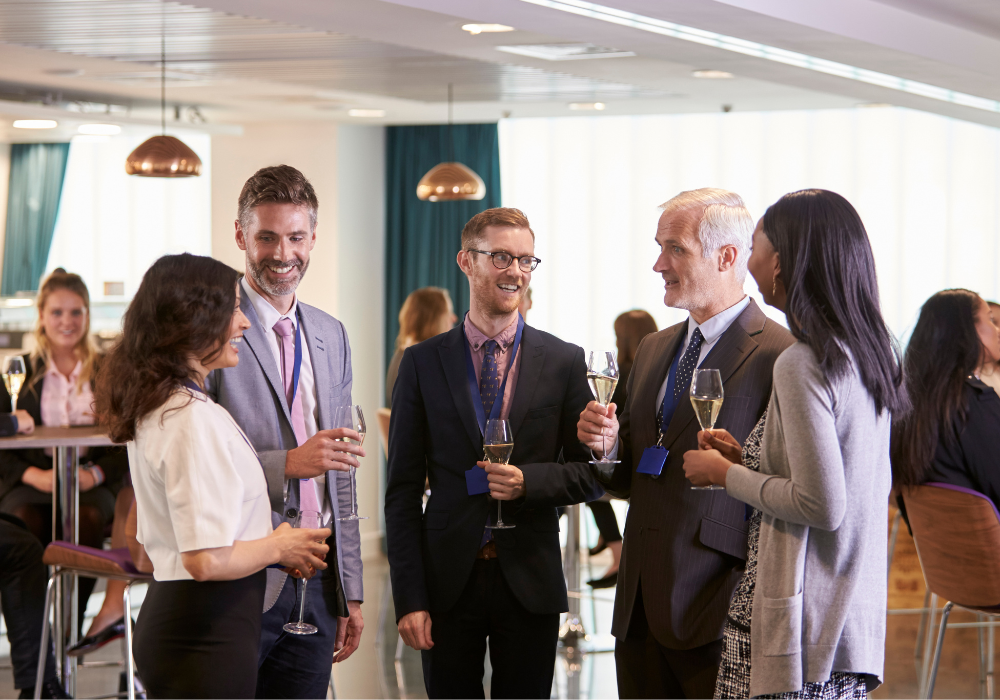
{"left": 467, "top": 249, "right": 541, "bottom": 272}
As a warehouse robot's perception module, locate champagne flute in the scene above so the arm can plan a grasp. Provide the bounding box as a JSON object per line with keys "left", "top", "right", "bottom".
{"left": 587, "top": 350, "right": 621, "bottom": 465}
{"left": 3, "top": 355, "right": 25, "bottom": 412}
{"left": 334, "top": 405, "right": 369, "bottom": 521}
{"left": 282, "top": 509, "right": 328, "bottom": 635}
{"left": 483, "top": 418, "right": 516, "bottom": 530}
{"left": 690, "top": 368, "right": 726, "bottom": 491}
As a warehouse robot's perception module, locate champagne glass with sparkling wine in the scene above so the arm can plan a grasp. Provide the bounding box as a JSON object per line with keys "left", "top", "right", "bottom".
{"left": 2, "top": 356, "right": 25, "bottom": 412}
{"left": 690, "top": 368, "right": 726, "bottom": 491}
{"left": 587, "top": 351, "right": 621, "bottom": 465}
{"left": 484, "top": 418, "right": 515, "bottom": 530}
{"left": 282, "top": 509, "right": 328, "bottom": 635}
{"left": 334, "top": 405, "right": 369, "bottom": 521}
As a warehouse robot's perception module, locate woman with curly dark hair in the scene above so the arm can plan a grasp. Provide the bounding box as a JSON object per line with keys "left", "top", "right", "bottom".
{"left": 95, "top": 253, "right": 330, "bottom": 699}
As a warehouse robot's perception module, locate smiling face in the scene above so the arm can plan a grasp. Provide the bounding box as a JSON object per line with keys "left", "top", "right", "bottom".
{"left": 458, "top": 225, "right": 534, "bottom": 319}
{"left": 975, "top": 297, "right": 1000, "bottom": 367}
{"left": 41, "top": 288, "right": 87, "bottom": 355}
{"left": 652, "top": 207, "right": 722, "bottom": 314}
{"left": 203, "top": 285, "right": 252, "bottom": 372}
{"left": 236, "top": 202, "right": 316, "bottom": 304}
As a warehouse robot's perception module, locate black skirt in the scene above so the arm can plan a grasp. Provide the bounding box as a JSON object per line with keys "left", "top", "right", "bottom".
{"left": 133, "top": 570, "right": 266, "bottom": 699}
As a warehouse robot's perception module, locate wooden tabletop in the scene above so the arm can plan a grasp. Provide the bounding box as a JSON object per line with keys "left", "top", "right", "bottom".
{"left": 0, "top": 425, "right": 116, "bottom": 449}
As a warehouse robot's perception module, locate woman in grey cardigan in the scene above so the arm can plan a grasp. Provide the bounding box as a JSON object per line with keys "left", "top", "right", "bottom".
{"left": 684, "top": 189, "right": 906, "bottom": 698}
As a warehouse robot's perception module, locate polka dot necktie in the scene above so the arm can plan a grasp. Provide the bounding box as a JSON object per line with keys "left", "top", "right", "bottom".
{"left": 480, "top": 339, "right": 502, "bottom": 418}
{"left": 674, "top": 327, "right": 705, "bottom": 399}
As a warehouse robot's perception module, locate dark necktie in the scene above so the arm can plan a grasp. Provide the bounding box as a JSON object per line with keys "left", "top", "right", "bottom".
{"left": 480, "top": 339, "right": 502, "bottom": 418}
{"left": 674, "top": 327, "right": 705, "bottom": 399}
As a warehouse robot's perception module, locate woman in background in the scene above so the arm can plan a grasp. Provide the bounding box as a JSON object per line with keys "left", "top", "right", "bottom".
{"left": 0, "top": 269, "right": 129, "bottom": 640}
{"left": 586, "top": 309, "right": 657, "bottom": 589}
{"left": 979, "top": 300, "right": 1000, "bottom": 395}
{"left": 891, "top": 290, "right": 1000, "bottom": 503}
{"left": 386, "top": 287, "right": 457, "bottom": 407}
{"left": 684, "top": 189, "right": 905, "bottom": 698}
{"left": 95, "top": 253, "right": 329, "bottom": 699}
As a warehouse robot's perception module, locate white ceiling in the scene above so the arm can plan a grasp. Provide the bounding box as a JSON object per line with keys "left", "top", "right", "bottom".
{"left": 0, "top": 0, "right": 997, "bottom": 134}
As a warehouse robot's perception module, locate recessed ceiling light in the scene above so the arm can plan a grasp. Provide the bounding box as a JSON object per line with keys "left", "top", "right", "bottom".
{"left": 13, "top": 120, "right": 58, "bottom": 129}
{"left": 497, "top": 43, "right": 635, "bottom": 61}
{"left": 569, "top": 102, "right": 606, "bottom": 110}
{"left": 78, "top": 123, "right": 121, "bottom": 135}
{"left": 348, "top": 109, "right": 385, "bottom": 118}
{"left": 518, "top": 0, "right": 1000, "bottom": 114}
{"left": 856, "top": 102, "right": 893, "bottom": 109}
{"left": 462, "top": 23, "right": 515, "bottom": 34}
{"left": 692, "top": 69, "right": 734, "bottom": 79}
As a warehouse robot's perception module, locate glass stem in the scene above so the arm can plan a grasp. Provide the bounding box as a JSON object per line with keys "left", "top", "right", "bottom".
{"left": 497, "top": 499, "right": 503, "bottom": 527}
{"left": 349, "top": 467, "right": 357, "bottom": 517}
{"left": 298, "top": 579, "right": 308, "bottom": 623}
{"left": 11, "top": 393, "right": 16, "bottom": 412}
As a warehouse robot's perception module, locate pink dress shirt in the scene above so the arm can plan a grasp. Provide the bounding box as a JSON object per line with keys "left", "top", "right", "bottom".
{"left": 463, "top": 314, "right": 522, "bottom": 420}
{"left": 41, "top": 361, "right": 95, "bottom": 427}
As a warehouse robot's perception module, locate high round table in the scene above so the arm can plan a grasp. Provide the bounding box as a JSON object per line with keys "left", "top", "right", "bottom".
{"left": 0, "top": 425, "right": 116, "bottom": 696}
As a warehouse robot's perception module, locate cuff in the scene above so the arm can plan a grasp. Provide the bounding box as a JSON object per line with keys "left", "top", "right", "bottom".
{"left": 725, "top": 464, "right": 769, "bottom": 511}
{"left": 590, "top": 438, "right": 620, "bottom": 461}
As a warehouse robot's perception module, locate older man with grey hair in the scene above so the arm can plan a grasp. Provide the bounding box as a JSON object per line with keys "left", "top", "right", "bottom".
{"left": 578, "top": 188, "right": 793, "bottom": 698}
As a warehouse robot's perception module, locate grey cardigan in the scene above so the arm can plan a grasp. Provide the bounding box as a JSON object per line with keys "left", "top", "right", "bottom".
{"left": 726, "top": 342, "right": 890, "bottom": 697}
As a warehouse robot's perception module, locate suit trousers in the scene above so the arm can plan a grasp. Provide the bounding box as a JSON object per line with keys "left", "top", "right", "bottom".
{"left": 615, "top": 581, "right": 724, "bottom": 699}
{"left": 256, "top": 566, "right": 340, "bottom": 700}
{"left": 420, "top": 558, "right": 560, "bottom": 699}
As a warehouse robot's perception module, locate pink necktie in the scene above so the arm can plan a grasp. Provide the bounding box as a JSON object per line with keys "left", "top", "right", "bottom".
{"left": 273, "top": 318, "right": 321, "bottom": 514}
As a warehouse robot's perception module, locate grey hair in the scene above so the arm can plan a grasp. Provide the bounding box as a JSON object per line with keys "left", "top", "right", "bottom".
{"left": 658, "top": 188, "right": 753, "bottom": 282}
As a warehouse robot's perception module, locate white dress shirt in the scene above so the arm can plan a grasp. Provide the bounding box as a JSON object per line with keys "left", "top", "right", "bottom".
{"left": 130, "top": 389, "right": 272, "bottom": 581}
{"left": 240, "top": 277, "right": 328, "bottom": 518}
{"left": 654, "top": 295, "right": 751, "bottom": 409}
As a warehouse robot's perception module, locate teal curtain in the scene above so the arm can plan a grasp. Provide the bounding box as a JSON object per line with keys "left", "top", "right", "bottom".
{"left": 385, "top": 123, "right": 501, "bottom": 371}
{"left": 2, "top": 143, "right": 71, "bottom": 296}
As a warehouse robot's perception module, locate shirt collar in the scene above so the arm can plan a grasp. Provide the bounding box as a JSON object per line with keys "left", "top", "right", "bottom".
{"left": 463, "top": 313, "right": 518, "bottom": 352}
{"left": 241, "top": 276, "right": 299, "bottom": 331}
{"left": 46, "top": 359, "right": 82, "bottom": 383}
{"left": 688, "top": 295, "right": 750, "bottom": 347}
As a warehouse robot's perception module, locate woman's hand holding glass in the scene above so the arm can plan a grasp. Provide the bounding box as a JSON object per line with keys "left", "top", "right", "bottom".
{"left": 270, "top": 521, "right": 330, "bottom": 579}
{"left": 683, "top": 428, "right": 744, "bottom": 488}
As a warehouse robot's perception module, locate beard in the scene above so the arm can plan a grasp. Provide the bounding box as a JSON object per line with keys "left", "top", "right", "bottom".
{"left": 664, "top": 273, "right": 716, "bottom": 313}
{"left": 470, "top": 268, "right": 523, "bottom": 318}
{"left": 246, "top": 255, "right": 309, "bottom": 297}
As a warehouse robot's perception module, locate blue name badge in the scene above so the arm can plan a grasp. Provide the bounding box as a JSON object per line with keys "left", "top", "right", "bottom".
{"left": 636, "top": 446, "right": 669, "bottom": 478}
{"left": 465, "top": 466, "right": 490, "bottom": 495}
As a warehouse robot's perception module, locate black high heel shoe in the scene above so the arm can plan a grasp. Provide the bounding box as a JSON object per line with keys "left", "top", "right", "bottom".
{"left": 67, "top": 616, "right": 128, "bottom": 657}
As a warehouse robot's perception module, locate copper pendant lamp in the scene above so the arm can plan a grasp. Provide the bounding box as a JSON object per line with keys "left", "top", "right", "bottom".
{"left": 416, "top": 85, "right": 485, "bottom": 202}
{"left": 125, "top": 4, "right": 202, "bottom": 178}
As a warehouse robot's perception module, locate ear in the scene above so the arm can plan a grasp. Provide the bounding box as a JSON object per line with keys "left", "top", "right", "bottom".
{"left": 719, "top": 244, "right": 738, "bottom": 272}
{"left": 308, "top": 228, "right": 317, "bottom": 251}
{"left": 457, "top": 249, "right": 473, "bottom": 276}
{"left": 235, "top": 220, "right": 248, "bottom": 252}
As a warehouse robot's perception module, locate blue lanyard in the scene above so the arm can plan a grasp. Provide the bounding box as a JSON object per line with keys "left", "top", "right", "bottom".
{"left": 289, "top": 308, "right": 303, "bottom": 406}
{"left": 462, "top": 313, "right": 525, "bottom": 436}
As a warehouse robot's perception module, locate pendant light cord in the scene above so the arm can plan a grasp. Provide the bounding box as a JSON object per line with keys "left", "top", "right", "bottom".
{"left": 161, "top": 0, "right": 166, "bottom": 135}
{"left": 447, "top": 83, "right": 454, "bottom": 163}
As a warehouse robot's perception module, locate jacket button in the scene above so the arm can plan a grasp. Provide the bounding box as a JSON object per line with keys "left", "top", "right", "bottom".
{"left": 286, "top": 508, "right": 298, "bottom": 519}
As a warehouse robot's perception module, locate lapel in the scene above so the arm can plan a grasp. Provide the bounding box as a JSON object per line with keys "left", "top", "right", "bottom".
{"left": 438, "top": 326, "right": 483, "bottom": 453}
{"left": 661, "top": 299, "right": 767, "bottom": 449}
{"left": 298, "top": 306, "right": 330, "bottom": 431}
{"left": 630, "top": 324, "right": 686, "bottom": 449}
{"left": 508, "top": 325, "right": 545, "bottom": 438}
{"left": 239, "top": 292, "right": 293, "bottom": 428}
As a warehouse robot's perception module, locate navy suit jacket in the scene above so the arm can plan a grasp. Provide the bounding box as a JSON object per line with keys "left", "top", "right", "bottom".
{"left": 385, "top": 322, "right": 604, "bottom": 621}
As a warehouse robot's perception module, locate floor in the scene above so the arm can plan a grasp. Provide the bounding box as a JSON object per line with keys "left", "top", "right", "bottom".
{"left": 1, "top": 505, "right": 995, "bottom": 699}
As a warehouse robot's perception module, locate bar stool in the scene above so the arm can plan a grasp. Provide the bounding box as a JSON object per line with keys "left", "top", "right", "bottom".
{"left": 34, "top": 542, "right": 152, "bottom": 700}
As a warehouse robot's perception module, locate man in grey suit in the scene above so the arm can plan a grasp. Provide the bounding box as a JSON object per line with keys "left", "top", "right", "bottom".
{"left": 206, "top": 165, "right": 366, "bottom": 699}
{"left": 578, "top": 189, "right": 794, "bottom": 698}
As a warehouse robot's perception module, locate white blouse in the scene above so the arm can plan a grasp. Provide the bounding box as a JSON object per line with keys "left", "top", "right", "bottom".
{"left": 129, "top": 388, "right": 272, "bottom": 581}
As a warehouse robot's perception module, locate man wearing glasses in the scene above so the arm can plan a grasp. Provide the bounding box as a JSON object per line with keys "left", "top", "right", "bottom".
{"left": 385, "top": 207, "right": 604, "bottom": 698}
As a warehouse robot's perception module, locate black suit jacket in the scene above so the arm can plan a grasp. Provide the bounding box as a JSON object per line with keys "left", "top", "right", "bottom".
{"left": 608, "top": 299, "right": 793, "bottom": 649}
{"left": 385, "top": 323, "right": 604, "bottom": 621}
{"left": 0, "top": 354, "right": 129, "bottom": 504}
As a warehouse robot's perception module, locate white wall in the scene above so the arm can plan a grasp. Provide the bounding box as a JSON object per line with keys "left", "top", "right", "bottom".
{"left": 211, "top": 122, "right": 387, "bottom": 563}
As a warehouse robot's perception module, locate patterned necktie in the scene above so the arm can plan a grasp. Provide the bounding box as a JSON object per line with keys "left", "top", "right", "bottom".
{"left": 480, "top": 339, "right": 502, "bottom": 418}
{"left": 674, "top": 327, "right": 705, "bottom": 399}
{"left": 273, "top": 318, "right": 320, "bottom": 515}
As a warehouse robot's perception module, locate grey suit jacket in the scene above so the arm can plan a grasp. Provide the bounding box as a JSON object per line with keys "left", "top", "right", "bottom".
{"left": 205, "top": 290, "right": 362, "bottom": 612}
{"left": 607, "top": 299, "right": 793, "bottom": 649}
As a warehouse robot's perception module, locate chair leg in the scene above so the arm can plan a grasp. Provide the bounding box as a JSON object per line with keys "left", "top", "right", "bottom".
{"left": 888, "top": 508, "right": 902, "bottom": 578}
{"left": 989, "top": 621, "right": 996, "bottom": 699}
{"left": 34, "top": 572, "right": 58, "bottom": 700}
{"left": 123, "top": 581, "right": 136, "bottom": 700}
{"left": 980, "top": 615, "right": 987, "bottom": 698}
{"left": 926, "top": 601, "right": 954, "bottom": 699}
{"left": 916, "top": 589, "right": 933, "bottom": 660}
{"left": 920, "top": 593, "right": 939, "bottom": 698}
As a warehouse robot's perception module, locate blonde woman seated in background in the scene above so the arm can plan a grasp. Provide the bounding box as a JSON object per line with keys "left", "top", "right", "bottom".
{"left": 386, "top": 287, "right": 457, "bottom": 407}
